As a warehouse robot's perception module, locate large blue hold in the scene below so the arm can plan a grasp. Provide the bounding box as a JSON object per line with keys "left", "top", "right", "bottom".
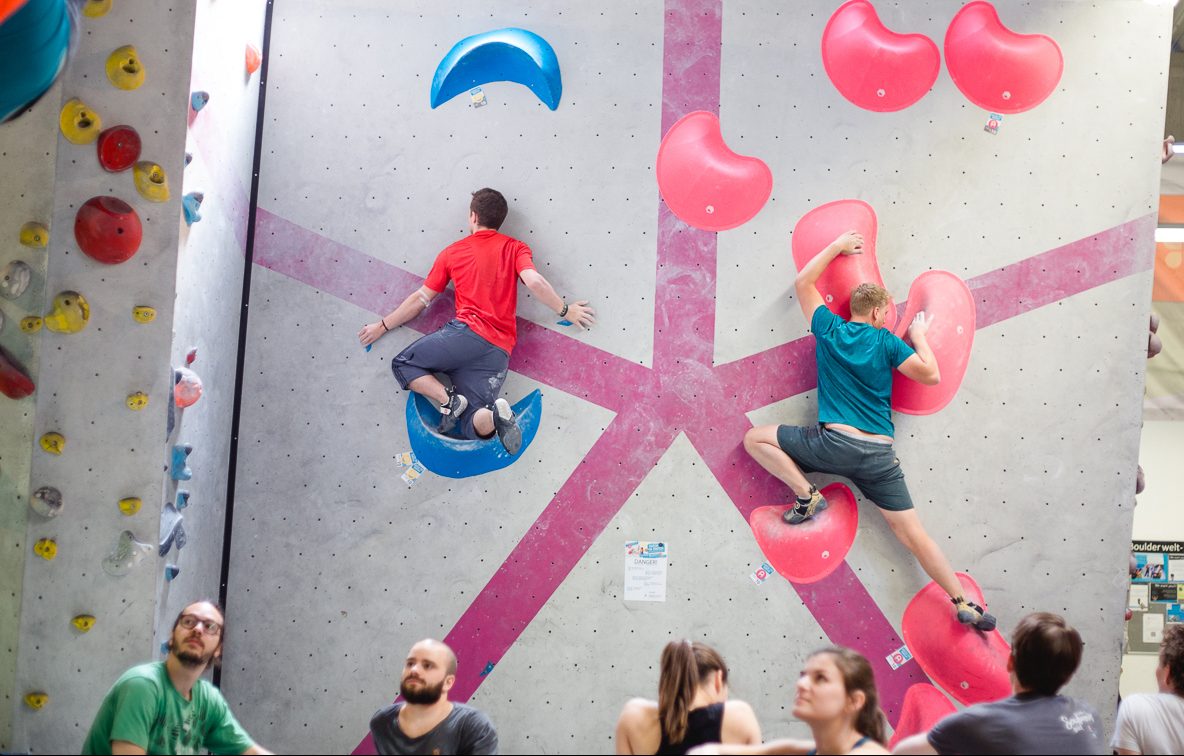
{"left": 430, "top": 28, "right": 561, "bottom": 110}
{"left": 405, "top": 389, "right": 542, "bottom": 478}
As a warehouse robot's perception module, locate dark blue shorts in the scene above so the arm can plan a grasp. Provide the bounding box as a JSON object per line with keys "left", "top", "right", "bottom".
{"left": 391, "top": 320, "right": 509, "bottom": 440}
{"left": 776, "top": 424, "right": 914, "bottom": 511}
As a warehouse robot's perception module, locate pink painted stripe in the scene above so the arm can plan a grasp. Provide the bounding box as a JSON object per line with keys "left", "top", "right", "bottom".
{"left": 714, "top": 213, "right": 1156, "bottom": 412}
{"left": 685, "top": 413, "right": 929, "bottom": 720}
{"left": 253, "top": 209, "right": 648, "bottom": 412}
{"left": 352, "top": 411, "right": 675, "bottom": 754}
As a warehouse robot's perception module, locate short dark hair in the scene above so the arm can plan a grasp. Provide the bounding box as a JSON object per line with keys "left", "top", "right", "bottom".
{"left": 1162, "top": 623, "right": 1184, "bottom": 695}
{"left": 1011, "top": 612, "right": 1082, "bottom": 695}
{"left": 470, "top": 188, "right": 508, "bottom": 230}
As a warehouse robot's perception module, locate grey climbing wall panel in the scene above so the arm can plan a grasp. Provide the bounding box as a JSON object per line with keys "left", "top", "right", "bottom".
{"left": 223, "top": 1, "right": 1165, "bottom": 753}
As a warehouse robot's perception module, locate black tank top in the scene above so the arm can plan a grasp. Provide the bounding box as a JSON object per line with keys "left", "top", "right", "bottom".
{"left": 656, "top": 702, "right": 725, "bottom": 755}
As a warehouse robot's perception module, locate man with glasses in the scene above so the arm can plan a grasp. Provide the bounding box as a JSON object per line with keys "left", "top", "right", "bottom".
{"left": 369, "top": 638, "right": 498, "bottom": 755}
{"left": 82, "top": 600, "right": 271, "bottom": 755}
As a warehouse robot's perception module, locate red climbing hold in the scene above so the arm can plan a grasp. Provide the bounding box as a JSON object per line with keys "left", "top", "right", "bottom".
{"left": 74, "top": 196, "right": 142, "bottom": 265}
{"left": 0, "top": 343, "right": 35, "bottom": 399}
{"left": 791, "top": 199, "right": 896, "bottom": 330}
{"left": 821, "top": 0, "right": 940, "bottom": 112}
{"left": 246, "top": 43, "right": 262, "bottom": 75}
{"left": 891, "top": 271, "right": 975, "bottom": 415}
{"left": 887, "top": 684, "right": 957, "bottom": 750}
{"left": 944, "top": 1, "right": 1063, "bottom": 114}
{"left": 747, "top": 483, "right": 858, "bottom": 584}
{"left": 96, "top": 125, "right": 141, "bottom": 172}
{"left": 902, "top": 572, "right": 1011, "bottom": 706}
{"left": 656, "top": 111, "right": 772, "bottom": 232}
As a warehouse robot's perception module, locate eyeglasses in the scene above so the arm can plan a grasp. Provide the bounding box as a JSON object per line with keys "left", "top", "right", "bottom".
{"left": 178, "top": 614, "right": 222, "bottom": 637}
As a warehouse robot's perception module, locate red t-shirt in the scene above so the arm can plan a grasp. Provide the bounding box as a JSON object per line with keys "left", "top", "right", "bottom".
{"left": 424, "top": 230, "right": 536, "bottom": 354}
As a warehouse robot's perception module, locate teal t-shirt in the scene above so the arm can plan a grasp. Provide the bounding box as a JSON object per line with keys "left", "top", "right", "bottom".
{"left": 811, "top": 305, "right": 914, "bottom": 438}
{"left": 81, "top": 661, "right": 254, "bottom": 755}
{"left": 0, "top": 0, "right": 71, "bottom": 122}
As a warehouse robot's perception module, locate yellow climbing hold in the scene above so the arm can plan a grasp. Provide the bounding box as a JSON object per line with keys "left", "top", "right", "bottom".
{"left": 132, "top": 306, "right": 156, "bottom": 324}
{"left": 45, "top": 291, "right": 89, "bottom": 334}
{"left": 82, "top": 0, "right": 111, "bottom": 18}
{"left": 117, "top": 496, "right": 142, "bottom": 516}
{"left": 20, "top": 222, "right": 49, "bottom": 248}
{"left": 72, "top": 614, "right": 96, "bottom": 632}
{"left": 106, "top": 45, "right": 145, "bottom": 90}
{"left": 133, "top": 161, "right": 170, "bottom": 202}
{"left": 20, "top": 316, "right": 43, "bottom": 333}
{"left": 59, "top": 98, "right": 102, "bottom": 144}
{"left": 33, "top": 538, "right": 57, "bottom": 560}
{"left": 125, "top": 391, "right": 149, "bottom": 411}
{"left": 39, "top": 432, "right": 65, "bottom": 455}
{"left": 23, "top": 692, "right": 48, "bottom": 710}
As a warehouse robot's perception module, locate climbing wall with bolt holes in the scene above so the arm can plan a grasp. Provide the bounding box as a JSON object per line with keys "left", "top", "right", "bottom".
{"left": 169, "top": 0, "right": 1174, "bottom": 753}
{"left": 0, "top": 1, "right": 198, "bottom": 751}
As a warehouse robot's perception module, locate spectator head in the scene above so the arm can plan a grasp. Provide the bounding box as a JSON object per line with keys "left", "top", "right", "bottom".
{"left": 1009, "top": 612, "right": 1083, "bottom": 696}
{"left": 1158, "top": 623, "right": 1184, "bottom": 696}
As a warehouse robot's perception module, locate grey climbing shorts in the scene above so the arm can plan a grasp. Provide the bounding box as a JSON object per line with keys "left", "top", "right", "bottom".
{"left": 776, "top": 424, "right": 914, "bottom": 512}
{"left": 391, "top": 320, "right": 509, "bottom": 439}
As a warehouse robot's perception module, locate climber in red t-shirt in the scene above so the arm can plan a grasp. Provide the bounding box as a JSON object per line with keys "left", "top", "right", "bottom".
{"left": 359, "top": 188, "right": 594, "bottom": 453}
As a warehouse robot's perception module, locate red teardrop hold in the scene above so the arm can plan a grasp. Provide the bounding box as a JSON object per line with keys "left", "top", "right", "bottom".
{"left": 96, "top": 125, "right": 141, "bottom": 172}
{"left": 246, "top": 43, "right": 262, "bottom": 74}
{"left": 74, "top": 196, "right": 143, "bottom": 265}
{"left": 0, "top": 343, "right": 35, "bottom": 399}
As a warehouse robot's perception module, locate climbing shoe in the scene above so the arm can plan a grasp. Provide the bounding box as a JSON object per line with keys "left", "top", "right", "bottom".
{"left": 783, "top": 486, "right": 828, "bottom": 525}
{"left": 952, "top": 596, "right": 997, "bottom": 632}
{"left": 492, "top": 398, "right": 522, "bottom": 455}
{"left": 438, "top": 388, "right": 468, "bottom": 434}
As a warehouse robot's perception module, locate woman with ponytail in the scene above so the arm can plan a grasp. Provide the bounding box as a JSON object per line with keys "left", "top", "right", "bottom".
{"left": 689, "top": 647, "right": 887, "bottom": 755}
{"left": 615, "top": 640, "right": 762, "bottom": 754}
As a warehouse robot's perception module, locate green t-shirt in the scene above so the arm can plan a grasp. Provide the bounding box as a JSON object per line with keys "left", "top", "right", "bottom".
{"left": 82, "top": 661, "right": 254, "bottom": 755}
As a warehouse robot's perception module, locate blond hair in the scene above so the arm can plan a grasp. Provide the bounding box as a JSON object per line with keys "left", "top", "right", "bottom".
{"left": 849, "top": 283, "right": 890, "bottom": 316}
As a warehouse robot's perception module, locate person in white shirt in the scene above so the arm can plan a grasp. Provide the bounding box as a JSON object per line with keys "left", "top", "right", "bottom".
{"left": 1113, "top": 622, "right": 1184, "bottom": 755}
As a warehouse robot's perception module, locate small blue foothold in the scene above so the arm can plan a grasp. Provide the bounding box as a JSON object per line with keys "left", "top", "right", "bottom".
{"left": 190, "top": 90, "right": 209, "bottom": 112}
{"left": 171, "top": 444, "right": 193, "bottom": 481}
{"left": 479, "top": 661, "right": 495, "bottom": 677}
{"left": 365, "top": 343, "right": 372, "bottom": 352}
{"left": 164, "top": 564, "right": 180, "bottom": 581}
{"left": 175, "top": 489, "right": 190, "bottom": 510}
{"left": 557, "top": 319, "right": 573, "bottom": 327}
{"left": 182, "top": 192, "right": 204, "bottom": 226}
{"left": 160, "top": 642, "right": 169, "bottom": 655}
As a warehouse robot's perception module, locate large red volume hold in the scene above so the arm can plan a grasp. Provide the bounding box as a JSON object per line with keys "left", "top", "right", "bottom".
{"left": 748, "top": 483, "right": 859, "bottom": 584}
{"left": 821, "top": 0, "right": 940, "bottom": 112}
{"left": 74, "top": 196, "right": 142, "bottom": 264}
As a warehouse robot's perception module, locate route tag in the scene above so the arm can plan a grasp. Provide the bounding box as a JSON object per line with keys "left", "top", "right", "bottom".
{"left": 750, "top": 561, "right": 776, "bottom": 585}
{"left": 886, "top": 644, "right": 914, "bottom": 670}
{"left": 984, "top": 113, "right": 1002, "bottom": 135}
{"left": 470, "top": 87, "right": 487, "bottom": 108}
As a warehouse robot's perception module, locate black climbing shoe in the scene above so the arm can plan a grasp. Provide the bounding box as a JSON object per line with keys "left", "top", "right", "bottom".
{"left": 783, "top": 487, "right": 828, "bottom": 525}
{"left": 438, "top": 388, "right": 468, "bottom": 434}
{"left": 493, "top": 398, "right": 521, "bottom": 455}
{"left": 952, "top": 596, "right": 997, "bottom": 632}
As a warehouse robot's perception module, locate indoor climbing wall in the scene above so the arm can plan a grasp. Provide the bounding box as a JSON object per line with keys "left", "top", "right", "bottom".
{"left": 216, "top": 0, "right": 1162, "bottom": 753}
{"left": 2, "top": 1, "right": 199, "bottom": 751}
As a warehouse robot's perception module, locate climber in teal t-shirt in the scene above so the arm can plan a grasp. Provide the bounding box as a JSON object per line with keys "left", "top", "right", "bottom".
{"left": 82, "top": 600, "right": 270, "bottom": 755}
{"left": 744, "top": 229, "right": 996, "bottom": 632}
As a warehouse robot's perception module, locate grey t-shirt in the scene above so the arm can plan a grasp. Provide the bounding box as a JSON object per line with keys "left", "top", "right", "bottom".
{"left": 370, "top": 702, "right": 498, "bottom": 755}
{"left": 928, "top": 693, "right": 1103, "bottom": 755}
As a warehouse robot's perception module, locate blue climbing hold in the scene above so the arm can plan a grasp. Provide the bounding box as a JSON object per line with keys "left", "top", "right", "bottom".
{"left": 405, "top": 389, "right": 542, "bottom": 479}
{"left": 182, "top": 192, "right": 203, "bottom": 226}
{"left": 430, "top": 28, "right": 561, "bottom": 111}
{"left": 164, "top": 563, "right": 180, "bottom": 581}
{"left": 480, "top": 661, "right": 495, "bottom": 677}
{"left": 175, "top": 489, "right": 190, "bottom": 510}
{"left": 190, "top": 90, "right": 209, "bottom": 112}
{"left": 171, "top": 444, "right": 193, "bottom": 481}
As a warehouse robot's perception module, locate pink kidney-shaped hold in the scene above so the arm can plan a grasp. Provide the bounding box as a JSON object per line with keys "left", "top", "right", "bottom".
{"left": 791, "top": 199, "right": 896, "bottom": 330}
{"left": 656, "top": 111, "right": 772, "bottom": 232}
{"left": 821, "top": 0, "right": 940, "bottom": 112}
{"left": 902, "top": 572, "right": 1011, "bottom": 706}
{"left": 748, "top": 483, "right": 858, "bottom": 584}
{"left": 944, "top": 1, "right": 1063, "bottom": 114}
{"left": 887, "top": 684, "right": 957, "bottom": 750}
{"left": 891, "top": 271, "right": 974, "bottom": 415}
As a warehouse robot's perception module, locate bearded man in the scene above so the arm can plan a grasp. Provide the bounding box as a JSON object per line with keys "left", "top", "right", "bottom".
{"left": 369, "top": 638, "right": 499, "bottom": 755}
{"left": 82, "top": 600, "right": 270, "bottom": 755}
